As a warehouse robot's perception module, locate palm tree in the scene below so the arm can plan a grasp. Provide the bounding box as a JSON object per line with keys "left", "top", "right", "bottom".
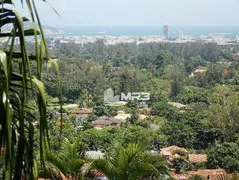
{"left": 0, "top": 1, "right": 60, "bottom": 179}
{"left": 45, "top": 138, "right": 86, "bottom": 180}
{"left": 89, "top": 144, "right": 169, "bottom": 180}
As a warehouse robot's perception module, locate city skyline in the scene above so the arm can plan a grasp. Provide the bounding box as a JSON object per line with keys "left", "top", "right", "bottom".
{"left": 13, "top": 0, "right": 239, "bottom": 27}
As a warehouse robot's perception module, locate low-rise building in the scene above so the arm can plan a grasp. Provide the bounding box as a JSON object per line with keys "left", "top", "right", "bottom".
{"left": 188, "top": 154, "right": 207, "bottom": 164}
{"left": 86, "top": 151, "right": 105, "bottom": 159}
{"left": 71, "top": 108, "right": 93, "bottom": 117}
{"left": 189, "top": 67, "right": 207, "bottom": 77}
{"left": 171, "top": 169, "right": 227, "bottom": 180}
{"left": 92, "top": 116, "right": 121, "bottom": 128}
{"left": 114, "top": 111, "right": 131, "bottom": 122}
{"left": 168, "top": 102, "right": 192, "bottom": 113}
{"left": 159, "top": 146, "right": 188, "bottom": 159}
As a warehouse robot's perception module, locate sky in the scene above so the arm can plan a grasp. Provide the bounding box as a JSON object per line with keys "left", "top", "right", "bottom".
{"left": 13, "top": 0, "right": 239, "bottom": 27}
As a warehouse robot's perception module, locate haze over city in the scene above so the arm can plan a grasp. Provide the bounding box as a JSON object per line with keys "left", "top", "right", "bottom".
{"left": 13, "top": 0, "right": 239, "bottom": 27}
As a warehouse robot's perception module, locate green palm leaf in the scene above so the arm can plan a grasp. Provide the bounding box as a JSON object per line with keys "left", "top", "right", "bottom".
{"left": 0, "top": 1, "right": 60, "bottom": 179}
{"left": 89, "top": 144, "right": 167, "bottom": 180}
{"left": 46, "top": 138, "right": 85, "bottom": 179}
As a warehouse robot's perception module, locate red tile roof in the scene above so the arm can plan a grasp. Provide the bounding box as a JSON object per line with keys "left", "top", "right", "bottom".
{"left": 92, "top": 116, "right": 120, "bottom": 127}
{"left": 171, "top": 169, "right": 227, "bottom": 180}
{"left": 188, "top": 169, "right": 227, "bottom": 180}
{"left": 188, "top": 154, "right": 207, "bottom": 163}
{"left": 160, "top": 146, "right": 188, "bottom": 156}
{"left": 71, "top": 108, "right": 93, "bottom": 115}
{"left": 194, "top": 68, "right": 206, "bottom": 73}
{"left": 90, "top": 169, "right": 105, "bottom": 177}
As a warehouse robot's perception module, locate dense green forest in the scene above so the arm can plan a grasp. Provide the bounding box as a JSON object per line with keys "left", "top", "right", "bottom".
{"left": 45, "top": 40, "right": 239, "bottom": 101}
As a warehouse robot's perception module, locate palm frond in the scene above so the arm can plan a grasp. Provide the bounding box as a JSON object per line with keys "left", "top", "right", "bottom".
{"left": 0, "top": 0, "right": 59, "bottom": 179}
{"left": 46, "top": 138, "right": 86, "bottom": 178}
{"left": 89, "top": 144, "right": 168, "bottom": 180}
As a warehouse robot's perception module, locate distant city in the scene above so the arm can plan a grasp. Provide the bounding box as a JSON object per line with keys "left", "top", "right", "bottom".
{"left": 1, "top": 25, "right": 239, "bottom": 46}
{"left": 42, "top": 25, "right": 239, "bottom": 46}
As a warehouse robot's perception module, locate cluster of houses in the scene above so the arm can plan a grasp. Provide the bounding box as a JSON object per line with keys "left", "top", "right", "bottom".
{"left": 45, "top": 105, "right": 230, "bottom": 180}
{"left": 49, "top": 100, "right": 193, "bottom": 130}
{"left": 69, "top": 108, "right": 152, "bottom": 130}
{"left": 159, "top": 146, "right": 227, "bottom": 180}
{"left": 70, "top": 108, "right": 123, "bottom": 129}
{"left": 48, "top": 104, "right": 231, "bottom": 179}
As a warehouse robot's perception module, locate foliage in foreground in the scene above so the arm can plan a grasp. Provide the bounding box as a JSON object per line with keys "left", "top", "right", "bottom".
{"left": 0, "top": 0, "right": 59, "bottom": 179}
{"left": 88, "top": 144, "right": 169, "bottom": 180}
{"left": 45, "top": 138, "right": 85, "bottom": 179}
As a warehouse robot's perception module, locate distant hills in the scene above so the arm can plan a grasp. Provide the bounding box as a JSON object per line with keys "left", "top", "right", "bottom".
{"left": 42, "top": 25, "right": 63, "bottom": 35}
{"left": 0, "top": 23, "right": 63, "bottom": 35}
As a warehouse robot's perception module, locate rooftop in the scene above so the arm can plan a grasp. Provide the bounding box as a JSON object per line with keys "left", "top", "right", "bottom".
{"left": 160, "top": 146, "right": 188, "bottom": 156}
{"left": 92, "top": 116, "right": 121, "bottom": 127}
{"left": 188, "top": 154, "right": 207, "bottom": 164}
{"left": 71, "top": 108, "right": 93, "bottom": 116}
{"left": 171, "top": 169, "right": 227, "bottom": 180}
{"left": 168, "top": 102, "right": 187, "bottom": 109}
{"left": 86, "top": 151, "right": 105, "bottom": 159}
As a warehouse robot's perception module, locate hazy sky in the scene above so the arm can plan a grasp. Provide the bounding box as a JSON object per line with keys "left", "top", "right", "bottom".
{"left": 14, "top": 0, "right": 239, "bottom": 27}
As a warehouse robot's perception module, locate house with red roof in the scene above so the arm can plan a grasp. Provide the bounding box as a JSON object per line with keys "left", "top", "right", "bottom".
{"left": 92, "top": 116, "right": 121, "bottom": 129}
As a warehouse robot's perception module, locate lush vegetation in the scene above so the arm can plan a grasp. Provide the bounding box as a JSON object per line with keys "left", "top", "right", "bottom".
{"left": 1, "top": 2, "right": 239, "bottom": 179}
{"left": 40, "top": 38, "right": 239, "bottom": 178}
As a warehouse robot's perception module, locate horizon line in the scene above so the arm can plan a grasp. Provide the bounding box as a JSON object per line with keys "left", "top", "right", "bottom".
{"left": 51, "top": 25, "right": 239, "bottom": 28}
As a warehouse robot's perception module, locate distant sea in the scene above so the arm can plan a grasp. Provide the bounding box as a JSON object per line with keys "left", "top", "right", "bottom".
{"left": 54, "top": 26, "right": 239, "bottom": 38}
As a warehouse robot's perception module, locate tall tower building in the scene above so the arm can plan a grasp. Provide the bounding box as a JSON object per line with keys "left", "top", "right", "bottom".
{"left": 163, "top": 24, "right": 169, "bottom": 39}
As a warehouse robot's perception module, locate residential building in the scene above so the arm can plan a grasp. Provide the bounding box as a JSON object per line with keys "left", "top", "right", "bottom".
{"left": 159, "top": 146, "right": 188, "bottom": 159}
{"left": 188, "top": 154, "right": 207, "bottom": 164}
{"left": 70, "top": 108, "right": 93, "bottom": 117}
{"left": 92, "top": 116, "right": 121, "bottom": 129}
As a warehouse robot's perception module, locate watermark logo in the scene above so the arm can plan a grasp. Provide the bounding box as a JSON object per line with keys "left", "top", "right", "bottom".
{"left": 104, "top": 88, "right": 150, "bottom": 103}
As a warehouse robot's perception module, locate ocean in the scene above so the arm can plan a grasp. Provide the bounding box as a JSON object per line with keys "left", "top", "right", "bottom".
{"left": 55, "top": 26, "right": 239, "bottom": 37}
